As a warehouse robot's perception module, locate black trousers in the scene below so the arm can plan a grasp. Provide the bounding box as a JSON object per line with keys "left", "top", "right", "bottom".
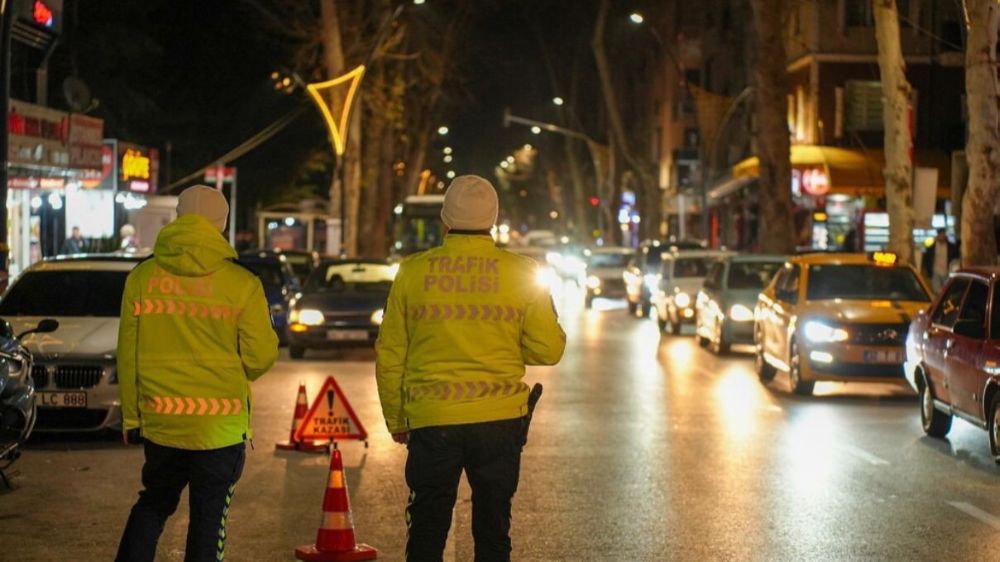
{"left": 405, "top": 417, "right": 523, "bottom": 562}
{"left": 116, "top": 441, "right": 246, "bottom": 562}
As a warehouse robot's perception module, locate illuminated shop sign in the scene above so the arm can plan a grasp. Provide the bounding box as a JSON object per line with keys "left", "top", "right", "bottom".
{"left": 115, "top": 142, "right": 159, "bottom": 193}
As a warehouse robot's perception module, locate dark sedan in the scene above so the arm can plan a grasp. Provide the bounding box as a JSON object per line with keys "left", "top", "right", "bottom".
{"left": 237, "top": 253, "right": 302, "bottom": 346}
{"left": 287, "top": 259, "right": 396, "bottom": 359}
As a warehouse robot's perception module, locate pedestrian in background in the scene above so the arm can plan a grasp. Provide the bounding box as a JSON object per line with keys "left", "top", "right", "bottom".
{"left": 62, "top": 226, "right": 85, "bottom": 254}
{"left": 115, "top": 185, "right": 278, "bottom": 562}
{"left": 921, "top": 228, "right": 958, "bottom": 292}
{"left": 376, "top": 175, "right": 565, "bottom": 562}
{"left": 120, "top": 223, "right": 139, "bottom": 251}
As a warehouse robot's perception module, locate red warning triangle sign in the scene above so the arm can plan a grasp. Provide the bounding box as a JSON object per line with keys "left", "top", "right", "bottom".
{"left": 295, "top": 376, "right": 368, "bottom": 442}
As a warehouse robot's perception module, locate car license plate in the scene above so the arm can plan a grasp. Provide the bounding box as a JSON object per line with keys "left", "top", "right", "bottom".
{"left": 863, "top": 350, "right": 902, "bottom": 364}
{"left": 327, "top": 329, "right": 368, "bottom": 341}
{"left": 37, "top": 391, "right": 87, "bottom": 408}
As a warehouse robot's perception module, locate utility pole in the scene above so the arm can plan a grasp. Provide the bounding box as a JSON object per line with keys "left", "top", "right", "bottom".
{"left": 0, "top": 1, "right": 14, "bottom": 271}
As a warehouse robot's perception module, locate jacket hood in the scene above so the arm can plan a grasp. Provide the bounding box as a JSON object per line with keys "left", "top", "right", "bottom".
{"left": 154, "top": 215, "right": 236, "bottom": 276}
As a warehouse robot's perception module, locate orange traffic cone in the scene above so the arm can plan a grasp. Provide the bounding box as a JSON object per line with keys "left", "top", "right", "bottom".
{"left": 276, "top": 383, "right": 329, "bottom": 453}
{"left": 295, "top": 448, "right": 378, "bottom": 561}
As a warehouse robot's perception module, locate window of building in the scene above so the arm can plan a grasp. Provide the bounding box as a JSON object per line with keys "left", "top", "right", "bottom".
{"left": 846, "top": 0, "right": 873, "bottom": 27}
{"left": 844, "top": 80, "right": 884, "bottom": 132}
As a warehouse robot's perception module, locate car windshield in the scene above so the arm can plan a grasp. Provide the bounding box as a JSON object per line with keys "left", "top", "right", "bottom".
{"left": 806, "top": 264, "right": 930, "bottom": 301}
{"left": 306, "top": 262, "right": 394, "bottom": 293}
{"left": 0, "top": 270, "right": 129, "bottom": 317}
{"left": 588, "top": 252, "right": 631, "bottom": 268}
{"left": 672, "top": 257, "right": 711, "bottom": 278}
{"left": 727, "top": 261, "right": 784, "bottom": 289}
{"left": 240, "top": 260, "right": 284, "bottom": 288}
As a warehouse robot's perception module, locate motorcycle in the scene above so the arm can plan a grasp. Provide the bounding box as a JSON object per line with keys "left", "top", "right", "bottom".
{"left": 0, "top": 318, "right": 59, "bottom": 487}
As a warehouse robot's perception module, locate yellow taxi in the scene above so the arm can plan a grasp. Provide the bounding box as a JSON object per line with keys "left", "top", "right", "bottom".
{"left": 754, "top": 252, "right": 932, "bottom": 395}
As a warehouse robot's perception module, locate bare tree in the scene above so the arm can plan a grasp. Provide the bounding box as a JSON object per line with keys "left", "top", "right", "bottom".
{"left": 749, "top": 0, "right": 796, "bottom": 254}
{"left": 874, "top": 0, "right": 915, "bottom": 265}
{"left": 961, "top": 0, "right": 1000, "bottom": 266}
{"left": 592, "top": 0, "right": 659, "bottom": 242}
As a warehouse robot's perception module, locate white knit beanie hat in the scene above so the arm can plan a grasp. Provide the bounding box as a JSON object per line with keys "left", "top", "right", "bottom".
{"left": 177, "top": 185, "right": 229, "bottom": 232}
{"left": 440, "top": 175, "right": 498, "bottom": 231}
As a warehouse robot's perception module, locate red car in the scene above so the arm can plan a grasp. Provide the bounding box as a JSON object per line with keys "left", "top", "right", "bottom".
{"left": 905, "top": 268, "right": 1000, "bottom": 463}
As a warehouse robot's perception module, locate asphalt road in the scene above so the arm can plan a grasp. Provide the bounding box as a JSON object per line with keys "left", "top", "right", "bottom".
{"left": 3, "top": 284, "right": 1000, "bottom": 561}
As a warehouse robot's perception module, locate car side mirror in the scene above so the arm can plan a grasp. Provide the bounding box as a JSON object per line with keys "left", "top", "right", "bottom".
{"left": 17, "top": 318, "right": 59, "bottom": 339}
{"left": 953, "top": 319, "right": 985, "bottom": 340}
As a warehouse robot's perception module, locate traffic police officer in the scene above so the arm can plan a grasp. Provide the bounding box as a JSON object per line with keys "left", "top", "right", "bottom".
{"left": 376, "top": 175, "right": 566, "bottom": 561}
{"left": 115, "top": 185, "right": 279, "bottom": 562}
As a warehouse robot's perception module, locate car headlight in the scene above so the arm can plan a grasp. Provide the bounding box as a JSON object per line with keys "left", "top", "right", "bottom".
{"left": 536, "top": 267, "right": 556, "bottom": 289}
{"left": 674, "top": 291, "right": 691, "bottom": 308}
{"left": 370, "top": 308, "right": 385, "bottom": 326}
{"left": 586, "top": 275, "right": 601, "bottom": 289}
{"left": 803, "top": 320, "right": 849, "bottom": 343}
{"left": 728, "top": 304, "right": 754, "bottom": 322}
{"left": 644, "top": 274, "right": 660, "bottom": 290}
{"left": 294, "top": 309, "right": 326, "bottom": 326}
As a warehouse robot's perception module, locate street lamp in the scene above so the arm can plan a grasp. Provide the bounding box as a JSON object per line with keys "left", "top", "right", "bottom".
{"left": 629, "top": 12, "right": 645, "bottom": 24}
{"left": 552, "top": 96, "right": 564, "bottom": 106}
{"left": 443, "top": 146, "right": 453, "bottom": 154}
{"left": 443, "top": 155, "right": 453, "bottom": 163}
{"left": 437, "top": 125, "right": 449, "bottom": 135}
{"left": 413, "top": 0, "right": 426, "bottom": 4}
{"left": 531, "top": 126, "right": 542, "bottom": 135}
{"left": 446, "top": 170, "right": 456, "bottom": 179}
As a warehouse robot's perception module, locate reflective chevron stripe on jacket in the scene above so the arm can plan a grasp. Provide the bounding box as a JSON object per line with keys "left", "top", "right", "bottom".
{"left": 408, "top": 381, "right": 529, "bottom": 402}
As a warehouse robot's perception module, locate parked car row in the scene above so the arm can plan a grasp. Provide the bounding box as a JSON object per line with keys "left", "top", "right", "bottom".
{"left": 611, "top": 242, "right": 1000, "bottom": 465}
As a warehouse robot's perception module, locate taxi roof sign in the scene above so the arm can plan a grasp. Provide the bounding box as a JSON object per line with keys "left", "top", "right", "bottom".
{"left": 869, "top": 251, "right": 898, "bottom": 266}
{"left": 294, "top": 376, "right": 368, "bottom": 443}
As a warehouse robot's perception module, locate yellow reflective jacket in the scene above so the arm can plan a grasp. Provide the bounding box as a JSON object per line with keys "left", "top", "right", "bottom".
{"left": 117, "top": 215, "right": 279, "bottom": 450}
{"left": 375, "top": 234, "right": 565, "bottom": 433}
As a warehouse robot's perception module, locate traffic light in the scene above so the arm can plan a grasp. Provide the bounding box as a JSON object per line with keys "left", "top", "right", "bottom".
{"left": 589, "top": 196, "right": 600, "bottom": 207}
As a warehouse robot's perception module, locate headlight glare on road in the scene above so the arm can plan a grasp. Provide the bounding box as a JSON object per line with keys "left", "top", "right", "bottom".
{"left": 295, "top": 309, "right": 326, "bottom": 326}
{"left": 586, "top": 275, "right": 601, "bottom": 289}
{"left": 674, "top": 291, "right": 691, "bottom": 308}
{"left": 371, "top": 308, "right": 385, "bottom": 325}
{"left": 728, "top": 304, "right": 754, "bottom": 322}
{"left": 803, "top": 320, "right": 849, "bottom": 343}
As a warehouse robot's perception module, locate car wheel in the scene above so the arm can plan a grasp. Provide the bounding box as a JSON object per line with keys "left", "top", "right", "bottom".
{"left": 668, "top": 311, "right": 681, "bottom": 335}
{"left": 755, "top": 327, "right": 776, "bottom": 383}
{"left": 289, "top": 346, "right": 306, "bottom": 360}
{"left": 920, "top": 373, "right": 952, "bottom": 438}
{"left": 640, "top": 299, "right": 652, "bottom": 319}
{"left": 788, "top": 340, "right": 814, "bottom": 396}
{"left": 628, "top": 301, "right": 638, "bottom": 315}
{"left": 656, "top": 308, "right": 668, "bottom": 332}
{"left": 584, "top": 295, "right": 594, "bottom": 309}
{"left": 990, "top": 394, "right": 1000, "bottom": 464}
{"left": 712, "top": 324, "right": 729, "bottom": 355}
{"left": 696, "top": 332, "right": 709, "bottom": 347}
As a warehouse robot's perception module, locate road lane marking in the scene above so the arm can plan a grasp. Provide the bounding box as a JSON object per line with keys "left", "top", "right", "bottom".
{"left": 947, "top": 501, "right": 1000, "bottom": 530}
{"left": 838, "top": 444, "right": 890, "bottom": 466}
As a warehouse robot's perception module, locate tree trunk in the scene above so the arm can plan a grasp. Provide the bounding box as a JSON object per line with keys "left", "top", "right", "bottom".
{"left": 318, "top": 0, "right": 346, "bottom": 252}
{"left": 358, "top": 110, "right": 385, "bottom": 256}
{"left": 592, "top": 0, "right": 657, "bottom": 244}
{"left": 749, "top": 0, "right": 796, "bottom": 254}
{"left": 874, "top": 0, "right": 915, "bottom": 265}
{"left": 962, "top": 0, "right": 1000, "bottom": 266}
{"left": 344, "top": 106, "right": 363, "bottom": 256}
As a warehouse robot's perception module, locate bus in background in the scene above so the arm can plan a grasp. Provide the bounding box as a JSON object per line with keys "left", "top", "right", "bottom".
{"left": 392, "top": 194, "right": 445, "bottom": 257}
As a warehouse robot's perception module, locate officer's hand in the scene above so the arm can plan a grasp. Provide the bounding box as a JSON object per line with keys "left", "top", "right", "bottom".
{"left": 391, "top": 432, "right": 409, "bottom": 445}
{"left": 122, "top": 428, "right": 142, "bottom": 446}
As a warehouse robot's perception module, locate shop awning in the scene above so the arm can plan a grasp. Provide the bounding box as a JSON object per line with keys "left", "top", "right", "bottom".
{"left": 707, "top": 175, "right": 755, "bottom": 201}
{"left": 732, "top": 145, "right": 951, "bottom": 198}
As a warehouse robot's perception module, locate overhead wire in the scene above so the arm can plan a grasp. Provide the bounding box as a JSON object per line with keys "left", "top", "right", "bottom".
{"left": 162, "top": 105, "right": 308, "bottom": 193}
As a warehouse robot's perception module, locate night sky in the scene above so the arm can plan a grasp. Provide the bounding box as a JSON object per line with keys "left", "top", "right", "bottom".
{"left": 29, "top": 0, "right": 645, "bottom": 228}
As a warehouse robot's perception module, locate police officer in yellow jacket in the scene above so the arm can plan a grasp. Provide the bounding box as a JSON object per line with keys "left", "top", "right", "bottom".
{"left": 376, "top": 175, "right": 565, "bottom": 562}
{"left": 115, "top": 186, "right": 278, "bottom": 562}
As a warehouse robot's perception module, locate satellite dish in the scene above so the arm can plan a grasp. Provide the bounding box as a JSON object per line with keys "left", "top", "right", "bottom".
{"left": 63, "top": 77, "right": 93, "bottom": 112}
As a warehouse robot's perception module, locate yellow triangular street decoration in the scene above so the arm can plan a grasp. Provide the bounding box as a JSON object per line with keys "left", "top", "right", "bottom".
{"left": 306, "top": 65, "right": 366, "bottom": 156}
